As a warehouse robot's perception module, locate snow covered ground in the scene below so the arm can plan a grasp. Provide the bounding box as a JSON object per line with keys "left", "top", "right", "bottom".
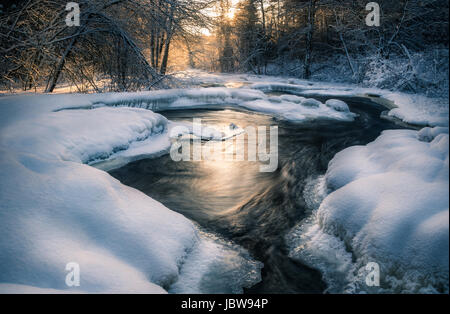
{"left": 63, "top": 87, "right": 357, "bottom": 123}
{"left": 0, "top": 71, "right": 448, "bottom": 293}
{"left": 288, "top": 127, "right": 449, "bottom": 293}
{"left": 0, "top": 95, "right": 265, "bottom": 293}
{"left": 0, "top": 83, "right": 351, "bottom": 293}
{"left": 176, "top": 70, "right": 449, "bottom": 128}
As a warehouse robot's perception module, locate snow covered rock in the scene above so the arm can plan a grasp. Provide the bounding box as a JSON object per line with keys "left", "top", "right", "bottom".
{"left": 301, "top": 98, "right": 322, "bottom": 108}
{"left": 325, "top": 99, "right": 350, "bottom": 112}
{"left": 90, "top": 88, "right": 356, "bottom": 123}
{"left": 280, "top": 94, "right": 305, "bottom": 104}
{"left": 176, "top": 69, "right": 449, "bottom": 128}
{"left": 268, "top": 96, "right": 282, "bottom": 103}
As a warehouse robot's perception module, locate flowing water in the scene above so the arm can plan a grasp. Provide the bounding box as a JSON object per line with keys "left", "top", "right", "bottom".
{"left": 109, "top": 96, "right": 407, "bottom": 294}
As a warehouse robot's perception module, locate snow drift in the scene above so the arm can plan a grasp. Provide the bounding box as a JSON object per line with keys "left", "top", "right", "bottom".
{"left": 82, "top": 87, "right": 357, "bottom": 123}
{"left": 176, "top": 70, "right": 449, "bottom": 128}
{"left": 0, "top": 95, "right": 262, "bottom": 293}
{"left": 288, "top": 127, "right": 449, "bottom": 293}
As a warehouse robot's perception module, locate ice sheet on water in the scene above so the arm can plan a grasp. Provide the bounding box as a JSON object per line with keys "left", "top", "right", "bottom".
{"left": 169, "top": 228, "right": 263, "bottom": 294}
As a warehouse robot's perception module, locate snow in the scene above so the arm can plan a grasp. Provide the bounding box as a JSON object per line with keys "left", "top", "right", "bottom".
{"left": 9, "top": 69, "right": 445, "bottom": 127}
{"left": 382, "top": 93, "right": 449, "bottom": 127}
{"left": 280, "top": 94, "right": 305, "bottom": 104}
{"left": 169, "top": 229, "right": 262, "bottom": 294}
{"left": 176, "top": 70, "right": 449, "bottom": 127}
{"left": 2, "top": 107, "right": 168, "bottom": 165}
{"left": 0, "top": 95, "right": 262, "bottom": 293}
{"left": 325, "top": 99, "right": 350, "bottom": 112}
{"left": 0, "top": 84, "right": 351, "bottom": 293}
{"left": 288, "top": 128, "right": 449, "bottom": 293}
{"left": 417, "top": 126, "right": 449, "bottom": 142}
{"left": 0, "top": 147, "right": 192, "bottom": 293}
{"left": 0, "top": 85, "right": 356, "bottom": 124}
{"left": 84, "top": 87, "right": 357, "bottom": 123}
{"left": 1, "top": 70, "right": 448, "bottom": 294}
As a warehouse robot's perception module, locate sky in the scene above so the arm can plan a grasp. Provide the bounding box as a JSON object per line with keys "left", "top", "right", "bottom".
{"left": 201, "top": 0, "right": 239, "bottom": 36}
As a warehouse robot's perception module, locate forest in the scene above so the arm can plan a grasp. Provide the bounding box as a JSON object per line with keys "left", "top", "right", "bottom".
{"left": 0, "top": 0, "right": 448, "bottom": 96}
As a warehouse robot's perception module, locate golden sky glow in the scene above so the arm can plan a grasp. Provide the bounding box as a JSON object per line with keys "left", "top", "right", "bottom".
{"left": 226, "top": 7, "right": 236, "bottom": 19}
{"left": 201, "top": 0, "right": 239, "bottom": 36}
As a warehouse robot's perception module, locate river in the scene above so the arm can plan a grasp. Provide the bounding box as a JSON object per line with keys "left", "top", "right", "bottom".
{"left": 109, "top": 96, "right": 407, "bottom": 293}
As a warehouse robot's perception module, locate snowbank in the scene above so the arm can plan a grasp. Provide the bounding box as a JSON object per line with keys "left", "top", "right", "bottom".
{"left": 0, "top": 86, "right": 355, "bottom": 124}
{"left": 0, "top": 95, "right": 262, "bottom": 293}
{"left": 250, "top": 82, "right": 448, "bottom": 127}
{"left": 13, "top": 69, "right": 446, "bottom": 127}
{"left": 176, "top": 70, "right": 449, "bottom": 128}
{"left": 382, "top": 93, "right": 449, "bottom": 127}
{"left": 83, "top": 87, "right": 357, "bottom": 123}
{"left": 325, "top": 99, "right": 350, "bottom": 112}
{"left": 288, "top": 128, "right": 449, "bottom": 293}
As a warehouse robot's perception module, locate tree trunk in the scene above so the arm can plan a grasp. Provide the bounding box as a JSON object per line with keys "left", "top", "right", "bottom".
{"left": 160, "top": 4, "right": 174, "bottom": 75}
{"left": 159, "top": 34, "right": 172, "bottom": 75}
{"left": 260, "top": 0, "right": 266, "bottom": 36}
{"left": 333, "top": 10, "right": 356, "bottom": 77}
{"left": 45, "top": 33, "right": 79, "bottom": 93}
{"left": 304, "top": 0, "right": 316, "bottom": 79}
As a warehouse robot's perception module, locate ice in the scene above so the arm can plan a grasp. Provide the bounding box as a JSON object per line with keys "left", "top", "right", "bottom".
{"left": 169, "top": 229, "right": 262, "bottom": 294}
{"left": 240, "top": 98, "right": 356, "bottom": 122}
{"left": 288, "top": 129, "right": 449, "bottom": 293}
{"left": 168, "top": 120, "right": 244, "bottom": 142}
{"left": 90, "top": 132, "right": 171, "bottom": 172}
{"left": 301, "top": 98, "right": 322, "bottom": 108}
{"left": 287, "top": 216, "right": 358, "bottom": 294}
{"left": 83, "top": 87, "right": 357, "bottom": 123}
{"left": 268, "top": 96, "right": 283, "bottom": 103}
{"left": 325, "top": 99, "right": 350, "bottom": 112}
{"left": 280, "top": 95, "right": 305, "bottom": 104}
{"left": 176, "top": 70, "right": 449, "bottom": 127}
{"left": 250, "top": 82, "right": 308, "bottom": 95}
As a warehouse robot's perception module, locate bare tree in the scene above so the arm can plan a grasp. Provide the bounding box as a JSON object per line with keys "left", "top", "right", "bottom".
{"left": 0, "top": 0, "right": 214, "bottom": 92}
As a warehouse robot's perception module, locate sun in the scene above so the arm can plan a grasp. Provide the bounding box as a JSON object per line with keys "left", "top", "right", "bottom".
{"left": 226, "top": 8, "right": 236, "bottom": 20}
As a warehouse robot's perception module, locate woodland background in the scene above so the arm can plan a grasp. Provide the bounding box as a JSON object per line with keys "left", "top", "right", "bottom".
{"left": 0, "top": 0, "right": 448, "bottom": 96}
